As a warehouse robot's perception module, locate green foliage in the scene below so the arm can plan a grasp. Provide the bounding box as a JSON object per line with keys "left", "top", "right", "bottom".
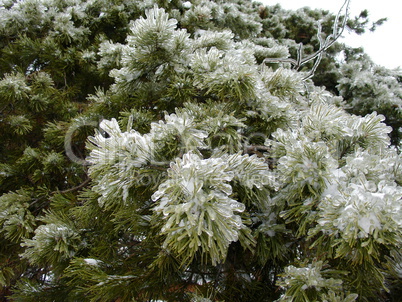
{"left": 0, "top": 190, "right": 35, "bottom": 244}
{"left": 0, "top": 0, "right": 401, "bottom": 301}
{"left": 276, "top": 261, "right": 357, "bottom": 302}
{"left": 21, "top": 210, "right": 83, "bottom": 271}
{"left": 337, "top": 60, "right": 402, "bottom": 144}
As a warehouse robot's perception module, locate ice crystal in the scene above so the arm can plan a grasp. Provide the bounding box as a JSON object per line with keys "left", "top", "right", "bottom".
{"left": 152, "top": 152, "right": 248, "bottom": 265}
{"left": 0, "top": 72, "right": 31, "bottom": 101}
{"left": 87, "top": 118, "right": 153, "bottom": 168}
{"left": 318, "top": 178, "right": 402, "bottom": 239}
{"left": 150, "top": 111, "right": 208, "bottom": 155}
{"left": 223, "top": 153, "right": 273, "bottom": 190}
{"left": 21, "top": 223, "right": 81, "bottom": 264}
{"left": 84, "top": 258, "right": 102, "bottom": 266}
{"left": 277, "top": 261, "right": 351, "bottom": 301}
{"left": 87, "top": 118, "right": 154, "bottom": 206}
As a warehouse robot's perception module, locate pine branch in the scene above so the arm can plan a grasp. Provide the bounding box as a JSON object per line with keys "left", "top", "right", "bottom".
{"left": 28, "top": 178, "right": 91, "bottom": 211}
{"left": 148, "top": 164, "right": 169, "bottom": 171}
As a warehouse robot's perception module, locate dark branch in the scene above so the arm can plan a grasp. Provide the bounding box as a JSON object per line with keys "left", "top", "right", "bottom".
{"left": 57, "top": 177, "right": 91, "bottom": 194}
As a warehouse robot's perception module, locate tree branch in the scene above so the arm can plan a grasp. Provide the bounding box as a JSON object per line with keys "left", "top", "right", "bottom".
{"left": 57, "top": 177, "right": 91, "bottom": 194}
{"left": 263, "top": 0, "right": 350, "bottom": 80}
{"left": 244, "top": 145, "right": 270, "bottom": 156}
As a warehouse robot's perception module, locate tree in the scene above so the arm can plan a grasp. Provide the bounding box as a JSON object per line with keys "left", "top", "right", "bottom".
{"left": 337, "top": 55, "right": 402, "bottom": 145}
{"left": 0, "top": 0, "right": 401, "bottom": 301}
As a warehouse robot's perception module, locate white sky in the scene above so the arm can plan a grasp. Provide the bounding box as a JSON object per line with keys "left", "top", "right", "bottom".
{"left": 260, "top": 0, "right": 402, "bottom": 69}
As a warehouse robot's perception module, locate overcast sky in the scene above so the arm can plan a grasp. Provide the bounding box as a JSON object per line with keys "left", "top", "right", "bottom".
{"left": 260, "top": 0, "right": 402, "bottom": 69}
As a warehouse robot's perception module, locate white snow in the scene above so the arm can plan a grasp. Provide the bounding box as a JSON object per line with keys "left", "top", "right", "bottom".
{"left": 182, "top": 1, "right": 192, "bottom": 9}
{"left": 84, "top": 258, "right": 102, "bottom": 266}
{"left": 358, "top": 213, "right": 381, "bottom": 234}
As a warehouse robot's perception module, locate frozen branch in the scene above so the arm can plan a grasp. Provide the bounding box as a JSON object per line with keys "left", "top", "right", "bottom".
{"left": 263, "top": 0, "right": 350, "bottom": 80}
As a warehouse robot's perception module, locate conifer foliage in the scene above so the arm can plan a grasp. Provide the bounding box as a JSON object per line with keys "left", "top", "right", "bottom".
{"left": 0, "top": 0, "right": 401, "bottom": 301}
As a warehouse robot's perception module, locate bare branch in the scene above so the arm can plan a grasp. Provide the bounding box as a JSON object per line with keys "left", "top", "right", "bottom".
{"left": 296, "top": 42, "right": 303, "bottom": 67}
{"left": 302, "top": 21, "right": 325, "bottom": 80}
{"left": 300, "top": 0, "right": 350, "bottom": 67}
{"left": 57, "top": 177, "right": 91, "bottom": 194}
{"left": 263, "top": 0, "right": 350, "bottom": 80}
{"left": 244, "top": 145, "right": 270, "bottom": 157}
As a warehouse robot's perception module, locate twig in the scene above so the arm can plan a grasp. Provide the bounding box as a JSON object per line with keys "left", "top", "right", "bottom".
{"left": 57, "top": 177, "right": 91, "bottom": 194}
{"left": 263, "top": 0, "right": 350, "bottom": 80}
{"left": 28, "top": 177, "right": 91, "bottom": 212}
{"left": 244, "top": 145, "right": 270, "bottom": 156}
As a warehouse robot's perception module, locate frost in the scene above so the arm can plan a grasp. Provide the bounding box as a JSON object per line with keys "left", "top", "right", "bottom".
{"left": 317, "top": 171, "right": 402, "bottom": 240}
{"left": 193, "top": 29, "right": 234, "bottom": 50}
{"left": 278, "top": 261, "right": 343, "bottom": 295}
{"left": 152, "top": 151, "right": 251, "bottom": 265}
{"left": 0, "top": 0, "right": 400, "bottom": 300}
{"left": 275, "top": 135, "right": 337, "bottom": 196}
{"left": 223, "top": 153, "right": 272, "bottom": 190}
{"left": 84, "top": 258, "right": 102, "bottom": 266}
{"left": 191, "top": 46, "right": 258, "bottom": 102}
{"left": 257, "top": 212, "right": 278, "bottom": 237}
{"left": 182, "top": 1, "right": 192, "bottom": 9}
{"left": 0, "top": 72, "right": 31, "bottom": 101}
{"left": 358, "top": 213, "right": 381, "bottom": 234}
{"left": 87, "top": 118, "right": 153, "bottom": 168}
{"left": 150, "top": 111, "right": 208, "bottom": 154}
{"left": 21, "top": 223, "right": 82, "bottom": 264}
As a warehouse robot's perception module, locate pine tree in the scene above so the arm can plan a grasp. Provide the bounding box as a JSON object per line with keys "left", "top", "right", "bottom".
{"left": 0, "top": 0, "right": 401, "bottom": 301}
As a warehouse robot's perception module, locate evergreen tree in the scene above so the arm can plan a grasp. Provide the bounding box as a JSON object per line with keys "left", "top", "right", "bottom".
{"left": 0, "top": 0, "right": 401, "bottom": 301}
